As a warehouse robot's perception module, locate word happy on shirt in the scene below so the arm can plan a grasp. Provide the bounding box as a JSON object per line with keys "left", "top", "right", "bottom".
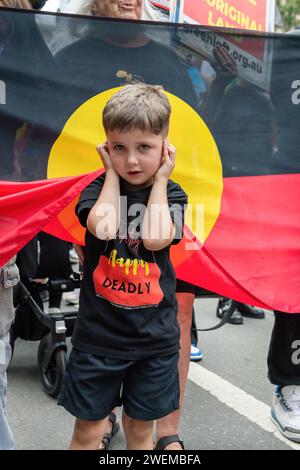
{"left": 93, "top": 246, "right": 163, "bottom": 310}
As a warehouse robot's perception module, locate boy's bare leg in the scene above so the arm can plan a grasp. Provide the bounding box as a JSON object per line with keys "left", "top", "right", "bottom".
{"left": 156, "top": 293, "right": 194, "bottom": 450}
{"left": 122, "top": 411, "right": 154, "bottom": 450}
{"left": 70, "top": 416, "right": 109, "bottom": 450}
{"left": 99, "top": 407, "right": 118, "bottom": 449}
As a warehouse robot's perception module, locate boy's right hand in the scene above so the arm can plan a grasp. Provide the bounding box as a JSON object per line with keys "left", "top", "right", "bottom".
{"left": 96, "top": 144, "right": 119, "bottom": 178}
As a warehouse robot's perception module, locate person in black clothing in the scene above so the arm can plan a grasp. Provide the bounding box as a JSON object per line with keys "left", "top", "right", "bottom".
{"left": 267, "top": 31, "right": 300, "bottom": 443}
{"left": 58, "top": 83, "right": 187, "bottom": 450}
{"left": 14, "top": 232, "right": 72, "bottom": 342}
{"left": 35, "top": 232, "right": 72, "bottom": 313}
{"left": 53, "top": 21, "right": 197, "bottom": 131}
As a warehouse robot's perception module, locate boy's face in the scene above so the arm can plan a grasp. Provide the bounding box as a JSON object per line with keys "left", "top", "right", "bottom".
{"left": 106, "top": 128, "right": 165, "bottom": 190}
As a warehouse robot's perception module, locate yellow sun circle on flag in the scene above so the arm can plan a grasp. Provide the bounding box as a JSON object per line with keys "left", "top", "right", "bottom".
{"left": 47, "top": 88, "right": 223, "bottom": 243}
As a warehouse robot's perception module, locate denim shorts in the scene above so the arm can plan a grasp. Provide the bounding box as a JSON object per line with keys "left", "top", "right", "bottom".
{"left": 58, "top": 348, "right": 179, "bottom": 421}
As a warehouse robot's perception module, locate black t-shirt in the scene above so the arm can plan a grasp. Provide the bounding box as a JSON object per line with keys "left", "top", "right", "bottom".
{"left": 73, "top": 173, "right": 187, "bottom": 359}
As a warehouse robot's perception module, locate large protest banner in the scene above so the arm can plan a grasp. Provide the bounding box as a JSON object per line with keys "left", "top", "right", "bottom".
{"left": 171, "top": 1, "right": 276, "bottom": 90}
{"left": 0, "top": 9, "right": 300, "bottom": 312}
{"left": 172, "top": 0, "right": 275, "bottom": 31}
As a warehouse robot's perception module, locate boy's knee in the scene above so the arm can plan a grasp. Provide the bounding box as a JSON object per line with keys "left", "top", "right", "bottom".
{"left": 176, "top": 293, "right": 194, "bottom": 315}
{"left": 123, "top": 415, "right": 152, "bottom": 441}
{"left": 74, "top": 418, "right": 106, "bottom": 445}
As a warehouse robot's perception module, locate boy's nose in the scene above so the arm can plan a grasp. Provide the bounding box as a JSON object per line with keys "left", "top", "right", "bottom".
{"left": 127, "top": 153, "right": 139, "bottom": 165}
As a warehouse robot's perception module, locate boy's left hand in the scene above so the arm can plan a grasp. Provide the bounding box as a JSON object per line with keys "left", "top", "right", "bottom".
{"left": 154, "top": 139, "right": 176, "bottom": 182}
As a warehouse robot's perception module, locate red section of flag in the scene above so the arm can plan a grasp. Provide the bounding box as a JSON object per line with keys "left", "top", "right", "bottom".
{"left": 43, "top": 213, "right": 83, "bottom": 245}
{"left": 0, "top": 170, "right": 101, "bottom": 268}
{"left": 1, "top": 171, "right": 300, "bottom": 313}
{"left": 173, "top": 173, "right": 300, "bottom": 313}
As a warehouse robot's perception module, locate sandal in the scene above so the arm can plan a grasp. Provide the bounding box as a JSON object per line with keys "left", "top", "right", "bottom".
{"left": 154, "top": 434, "right": 185, "bottom": 450}
{"left": 101, "top": 412, "right": 120, "bottom": 450}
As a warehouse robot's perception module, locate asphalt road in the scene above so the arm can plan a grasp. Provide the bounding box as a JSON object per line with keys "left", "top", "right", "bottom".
{"left": 6, "top": 298, "right": 300, "bottom": 450}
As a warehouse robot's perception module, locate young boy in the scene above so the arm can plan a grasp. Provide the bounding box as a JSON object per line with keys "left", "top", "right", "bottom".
{"left": 58, "top": 84, "right": 188, "bottom": 450}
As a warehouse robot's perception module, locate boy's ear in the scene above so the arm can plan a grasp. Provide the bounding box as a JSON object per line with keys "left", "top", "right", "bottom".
{"left": 162, "top": 137, "right": 168, "bottom": 153}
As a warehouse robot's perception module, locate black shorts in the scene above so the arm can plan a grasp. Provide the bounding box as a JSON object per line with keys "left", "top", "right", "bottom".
{"left": 58, "top": 348, "right": 180, "bottom": 421}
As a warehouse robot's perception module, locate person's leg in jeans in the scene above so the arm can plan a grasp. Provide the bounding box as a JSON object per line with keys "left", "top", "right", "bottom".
{"left": 0, "top": 258, "right": 19, "bottom": 450}
{"left": 268, "top": 311, "right": 300, "bottom": 442}
{"left": 156, "top": 284, "right": 195, "bottom": 450}
{"left": 0, "top": 334, "right": 14, "bottom": 450}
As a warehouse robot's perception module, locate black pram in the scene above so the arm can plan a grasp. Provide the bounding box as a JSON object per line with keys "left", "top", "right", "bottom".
{"left": 10, "top": 233, "right": 80, "bottom": 398}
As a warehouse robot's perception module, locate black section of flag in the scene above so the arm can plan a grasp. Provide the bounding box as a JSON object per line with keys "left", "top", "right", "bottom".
{"left": 0, "top": 10, "right": 300, "bottom": 181}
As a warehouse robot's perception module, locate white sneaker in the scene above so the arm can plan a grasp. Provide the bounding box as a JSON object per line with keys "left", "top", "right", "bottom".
{"left": 69, "top": 248, "right": 79, "bottom": 264}
{"left": 271, "top": 385, "right": 300, "bottom": 443}
{"left": 190, "top": 344, "right": 203, "bottom": 361}
{"left": 64, "top": 290, "right": 79, "bottom": 306}
{"left": 48, "top": 307, "right": 61, "bottom": 315}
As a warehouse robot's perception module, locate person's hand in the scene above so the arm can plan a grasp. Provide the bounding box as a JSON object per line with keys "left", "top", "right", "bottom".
{"left": 154, "top": 139, "right": 176, "bottom": 182}
{"left": 212, "top": 46, "right": 238, "bottom": 84}
{"left": 96, "top": 143, "right": 119, "bottom": 178}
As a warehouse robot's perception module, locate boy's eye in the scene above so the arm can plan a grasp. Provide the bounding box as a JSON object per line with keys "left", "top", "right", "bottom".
{"left": 139, "top": 144, "right": 150, "bottom": 151}
{"left": 114, "top": 144, "right": 125, "bottom": 151}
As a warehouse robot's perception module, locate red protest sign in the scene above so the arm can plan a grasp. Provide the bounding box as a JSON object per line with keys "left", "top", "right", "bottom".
{"left": 182, "top": 0, "right": 273, "bottom": 32}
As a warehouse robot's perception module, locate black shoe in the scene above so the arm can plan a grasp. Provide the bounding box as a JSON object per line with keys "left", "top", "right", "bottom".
{"left": 236, "top": 303, "right": 265, "bottom": 319}
{"left": 216, "top": 298, "right": 243, "bottom": 325}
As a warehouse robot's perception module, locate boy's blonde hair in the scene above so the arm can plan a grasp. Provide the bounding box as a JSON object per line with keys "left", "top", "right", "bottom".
{"left": 103, "top": 84, "right": 171, "bottom": 135}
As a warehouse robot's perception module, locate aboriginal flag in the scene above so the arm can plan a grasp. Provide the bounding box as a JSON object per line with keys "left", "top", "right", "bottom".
{"left": 0, "top": 9, "right": 300, "bottom": 312}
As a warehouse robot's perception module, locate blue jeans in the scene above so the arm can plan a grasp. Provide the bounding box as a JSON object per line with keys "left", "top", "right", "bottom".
{"left": 0, "top": 257, "right": 19, "bottom": 450}
{"left": 0, "top": 334, "right": 14, "bottom": 450}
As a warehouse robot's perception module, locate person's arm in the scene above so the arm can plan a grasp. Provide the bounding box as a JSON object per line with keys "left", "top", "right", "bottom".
{"left": 87, "top": 144, "right": 120, "bottom": 240}
{"left": 141, "top": 140, "right": 176, "bottom": 251}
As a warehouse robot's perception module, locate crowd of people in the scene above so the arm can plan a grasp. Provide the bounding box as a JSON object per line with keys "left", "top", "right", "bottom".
{"left": 0, "top": 0, "right": 300, "bottom": 451}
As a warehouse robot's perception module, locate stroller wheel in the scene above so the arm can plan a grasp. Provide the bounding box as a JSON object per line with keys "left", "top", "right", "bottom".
{"left": 37, "top": 335, "right": 67, "bottom": 398}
